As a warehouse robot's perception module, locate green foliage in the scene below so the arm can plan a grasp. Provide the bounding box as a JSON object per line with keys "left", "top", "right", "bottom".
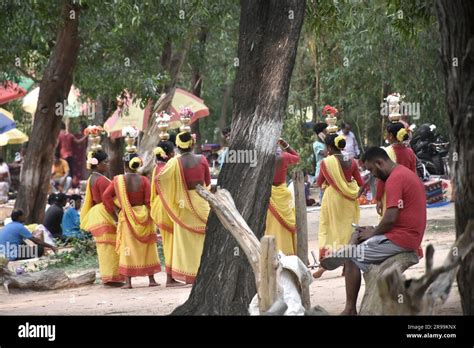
{"left": 283, "top": 0, "right": 448, "bottom": 168}
{"left": 47, "top": 234, "right": 98, "bottom": 270}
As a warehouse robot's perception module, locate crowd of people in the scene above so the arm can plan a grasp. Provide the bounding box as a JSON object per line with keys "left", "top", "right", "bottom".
{"left": 0, "top": 113, "right": 428, "bottom": 314}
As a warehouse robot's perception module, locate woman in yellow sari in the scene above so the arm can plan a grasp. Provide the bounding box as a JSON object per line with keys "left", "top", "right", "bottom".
{"left": 103, "top": 152, "right": 160, "bottom": 289}
{"left": 155, "top": 131, "right": 210, "bottom": 284}
{"left": 80, "top": 150, "right": 124, "bottom": 285}
{"left": 150, "top": 140, "right": 184, "bottom": 287}
{"left": 265, "top": 138, "right": 300, "bottom": 255}
{"left": 313, "top": 133, "right": 364, "bottom": 278}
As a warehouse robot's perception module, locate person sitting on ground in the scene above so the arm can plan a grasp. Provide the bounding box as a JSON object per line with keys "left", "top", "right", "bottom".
{"left": 0, "top": 210, "right": 57, "bottom": 261}
{"left": 61, "top": 194, "right": 83, "bottom": 240}
{"left": 51, "top": 152, "right": 72, "bottom": 193}
{"left": 320, "top": 146, "right": 426, "bottom": 315}
{"left": 44, "top": 193, "right": 68, "bottom": 241}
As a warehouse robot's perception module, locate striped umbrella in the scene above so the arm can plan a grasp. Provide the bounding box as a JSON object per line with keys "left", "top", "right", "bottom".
{"left": 104, "top": 98, "right": 152, "bottom": 139}
{"left": 0, "top": 108, "right": 17, "bottom": 134}
{"left": 104, "top": 88, "right": 209, "bottom": 138}
{"left": 168, "top": 88, "right": 209, "bottom": 128}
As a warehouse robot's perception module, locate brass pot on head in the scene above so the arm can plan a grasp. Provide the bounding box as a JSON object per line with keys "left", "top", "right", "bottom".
{"left": 125, "top": 136, "right": 137, "bottom": 153}
{"left": 89, "top": 135, "right": 102, "bottom": 152}
{"left": 155, "top": 112, "right": 170, "bottom": 141}
{"left": 179, "top": 115, "right": 192, "bottom": 133}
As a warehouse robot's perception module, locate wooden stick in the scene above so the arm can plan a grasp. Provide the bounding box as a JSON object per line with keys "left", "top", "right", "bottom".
{"left": 292, "top": 170, "right": 310, "bottom": 309}
{"left": 258, "top": 236, "right": 279, "bottom": 313}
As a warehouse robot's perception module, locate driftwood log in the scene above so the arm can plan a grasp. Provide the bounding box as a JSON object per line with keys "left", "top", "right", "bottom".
{"left": 374, "top": 219, "right": 474, "bottom": 315}
{"left": 359, "top": 252, "right": 419, "bottom": 315}
{"left": 0, "top": 258, "right": 96, "bottom": 293}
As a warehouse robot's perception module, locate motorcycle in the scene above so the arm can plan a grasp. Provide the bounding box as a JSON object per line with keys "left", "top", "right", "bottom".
{"left": 410, "top": 123, "right": 450, "bottom": 178}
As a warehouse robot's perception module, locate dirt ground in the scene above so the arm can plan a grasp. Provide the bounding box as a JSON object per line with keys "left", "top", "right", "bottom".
{"left": 0, "top": 203, "right": 459, "bottom": 315}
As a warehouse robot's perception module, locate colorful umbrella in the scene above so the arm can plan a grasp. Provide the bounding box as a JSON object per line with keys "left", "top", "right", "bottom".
{"left": 0, "top": 108, "right": 17, "bottom": 134}
{"left": 0, "top": 128, "right": 29, "bottom": 146}
{"left": 0, "top": 81, "right": 27, "bottom": 105}
{"left": 104, "top": 88, "right": 209, "bottom": 138}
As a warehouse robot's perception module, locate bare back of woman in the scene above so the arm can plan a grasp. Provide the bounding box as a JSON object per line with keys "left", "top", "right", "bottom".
{"left": 124, "top": 173, "right": 143, "bottom": 204}
{"left": 179, "top": 153, "right": 204, "bottom": 189}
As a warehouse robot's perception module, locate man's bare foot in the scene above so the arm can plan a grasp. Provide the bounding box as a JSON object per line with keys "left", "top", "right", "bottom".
{"left": 121, "top": 284, "right": 132, "bottom": 289}
{"left": 312, "top": 267, "right": 326, "bottom": 279}
{"left": 340, "top": 308, "right": 357, "bottom": 315}
{"left": 166, "top": 279, "right": 186, "bottom": 288}
{"left": 149, "top": 281, "right": 160, "bottom": 287}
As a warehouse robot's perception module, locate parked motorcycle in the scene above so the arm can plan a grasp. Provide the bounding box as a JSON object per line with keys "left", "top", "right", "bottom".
{"left": 410, "top": 123, "right": 450, "bottom": 178}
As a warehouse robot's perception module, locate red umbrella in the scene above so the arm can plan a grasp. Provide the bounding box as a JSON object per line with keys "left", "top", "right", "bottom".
{"left": 0, "top": 81, "right": 27, "bottom": 105}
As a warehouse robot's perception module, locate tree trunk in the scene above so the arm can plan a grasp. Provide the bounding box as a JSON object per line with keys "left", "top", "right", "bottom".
{"left": 15, "top": 0, "right": 81, "bottom": 223}
{"left": 217, "top": 82, "right": 232, "bottom": 135}
{"left": 436, "top": 0, "right": 474, "bottom": 315}
{"left": 190, "top": 27, "right": 208, "bottom": 154}
{"left": 172, "top": 0, "right": 306, "bottom": 315}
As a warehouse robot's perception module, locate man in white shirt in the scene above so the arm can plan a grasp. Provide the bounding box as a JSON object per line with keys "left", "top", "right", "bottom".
{"left": 338, "top": 122, "right": 360, "bottom": 159}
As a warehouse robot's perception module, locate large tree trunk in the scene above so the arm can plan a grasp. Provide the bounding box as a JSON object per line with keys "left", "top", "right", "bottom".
{"left": 15, "top": 0, "right": 81, "bottom": 223}
{"left": 172, "top": 0, "right": 306, "bottom": 315}
{"left": 436, "top": 0, "right": 474, "bottom": 315}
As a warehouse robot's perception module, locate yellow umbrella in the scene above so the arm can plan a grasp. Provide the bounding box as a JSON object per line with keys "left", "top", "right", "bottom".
{"left": 0, "top": 128, "right": 29, "bottom": 146}
{"left": 22, "top": 85, "right": 81, "bottom": 117}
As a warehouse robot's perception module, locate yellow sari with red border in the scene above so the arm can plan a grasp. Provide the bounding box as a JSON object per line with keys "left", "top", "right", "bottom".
{"left": 80, "top": 177, "right": 123, "bottom": 283}
{"left": 155, "top": 157, "right": 210, "bottom": 284}
{"left": 114, "top": 175, "right": 160, "bottom": 277}
{"left": 265, "top": 184, "right": 297, "bottom": 255}
{"left": 319, "top": 155, "right": 360, "bottom": 260}
{"left": 150, "top": 163, "right": 174, "bottom": 275}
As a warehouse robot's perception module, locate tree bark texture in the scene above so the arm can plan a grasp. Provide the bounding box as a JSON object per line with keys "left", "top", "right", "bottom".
{"left": 436, "top": 0, "right": 474, "bottom": 314}
{"left": 15, "top": 0, "right": 81, "bottom": 223}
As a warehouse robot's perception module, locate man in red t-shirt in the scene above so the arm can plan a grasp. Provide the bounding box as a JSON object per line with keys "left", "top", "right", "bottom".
{"left": 321, "top": 146, "right": 426, "bottom": 315}
{"left": 57, "top": 122, "right": 87, "bottom": 184}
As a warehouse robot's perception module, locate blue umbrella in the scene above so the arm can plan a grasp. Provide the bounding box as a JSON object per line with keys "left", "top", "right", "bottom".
{"left": 0, "top": 108, "right": 17, "bottom": 135}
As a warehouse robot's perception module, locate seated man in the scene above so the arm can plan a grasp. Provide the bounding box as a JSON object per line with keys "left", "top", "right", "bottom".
{"left": 61, "top": 194, "right": 83, "bottom": 240}
{"left": 0, "top": 210, "right": 57, "bottom": 261}
{"left": 44, "top": 193, "right": 68, "bottom": 241}
{"left": 51, "top": 152, "right": 72, "bottom": 193}
{"left": 321, "top": 146, "right": 426, "bottom": 315}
